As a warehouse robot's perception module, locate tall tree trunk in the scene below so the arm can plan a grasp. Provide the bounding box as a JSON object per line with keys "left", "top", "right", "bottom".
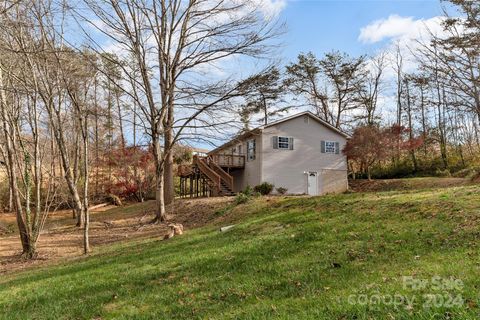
{"left": 115, "top": 90, "right": 125, "bottom": 149}
{"left": 132, "top": 99, "right": 142, "bottom": 202}
{"left": 420, "top": 86, "right": 427, "bottom": 157}
{"left": 0, "top": 67, "right": 31, "bottom": 255}
{"left": 107, "top": 82, "right": 113, "bottom": 189}
{"left": 433, "top": 49, "right": 448, "bottom": 169}
{"left": 73, "top": 119, "right": 83, "bottom": 226}
{"left": 152, "top": 133, "right": 166, "bottom": 222}
{"left": 94, "top": 77, "right": 99, "bottom": 198}
{"left": 46, "top": 101, "right": 85, "bottom": 228}
{"left": 438, "top": 87, "right": 448, "bottom": 169}
{"left": 7, "top": 172, "right": 12, "bottom": 212}
{"left": 82, "top": 116, "right": 90, "bottom": 254}
{"left": 405, "top": 79, "right": 418, "bottom": 172}
{"left": 163, "top": 104, "right": 175, "bottom": 206}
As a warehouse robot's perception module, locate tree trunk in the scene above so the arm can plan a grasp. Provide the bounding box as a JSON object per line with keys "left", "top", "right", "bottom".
{"left": 405, "top": 79, "right": 418, "bottom": 172}
{"left": 8, "top": 179, "right": 13, "bottom": 212}
{"left": 94, "top": 77, "right": 99, "bottom": 198}
{"left": 115, "top": 90, "right": 125, "bottom": 149}
{"left": 420, "top": 87, "right": 427, "bottom": 157}
{"left": 152, "top": 133, "right": 166, "bottom": 222}
{"left": 82, "top": 117, "right": 90, "bottom": 254}
{"left": 0, "top": 67, "right": 31, "bottom": 256}
{"left": 163, "top": 105, "right": 175, "bottom": 206}
{"left": 164, "top": 153, "right": 174, "bottom": 206}
{"left": 73, "top": 113, "right": 83, "bottom": 227}
{"left": 46, "top": 102, "right": 85, "bottom": 228}
{"left": 155, "top": 166, "right": 166, "bottom": 222}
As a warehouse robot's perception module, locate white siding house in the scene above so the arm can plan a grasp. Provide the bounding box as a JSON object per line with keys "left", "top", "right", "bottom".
{"left": 208, "top": 112, "right": 349, "bottom": 196}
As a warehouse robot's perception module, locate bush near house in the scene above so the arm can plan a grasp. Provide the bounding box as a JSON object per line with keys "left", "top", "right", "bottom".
{"left": 275, "top": 187, "right": 288, "bottom": 195}
{"left": 234, "top": 193, "right": 250, "bottom": 205}
{"left": 254, "top": 182, "right": 274, "bottom": 195}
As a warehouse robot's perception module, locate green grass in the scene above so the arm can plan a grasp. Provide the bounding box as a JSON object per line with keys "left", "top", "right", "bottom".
{"left": 1, "top": 185, "right": 480, "bottom": 319}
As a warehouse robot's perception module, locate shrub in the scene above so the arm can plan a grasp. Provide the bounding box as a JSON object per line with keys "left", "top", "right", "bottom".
{"left": 275, "top": 187, "right": 288, "bottom": 195}
{"left": 242, "top": 185, "right": 254, "bottom": 197}
{"left": 234, "top": 193, "right": 250, "bottom": 205}
{"left": 254, "top": 182, "right": 274, "bottom": 195}
{"left": 435, "top": 168, "right": 451, "bottom": 177}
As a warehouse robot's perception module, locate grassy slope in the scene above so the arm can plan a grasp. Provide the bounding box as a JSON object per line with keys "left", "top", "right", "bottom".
{"left": 1, "top": 185, "right": 480, "bottom": 319}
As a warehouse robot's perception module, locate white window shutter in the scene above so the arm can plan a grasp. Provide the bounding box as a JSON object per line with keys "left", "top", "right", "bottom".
{"left": 273, "top": 136, "right": 278, "bottom": 149}
{"left": 289, "top": 137, "right": 294, "bottom": 150}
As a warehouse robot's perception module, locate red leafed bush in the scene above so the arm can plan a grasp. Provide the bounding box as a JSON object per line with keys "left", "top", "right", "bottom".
{"left": 343, "top": 125, "right": 423, "bottom": 180}
{"left": 104, "top": 146, "right": 155, "bottom": 201}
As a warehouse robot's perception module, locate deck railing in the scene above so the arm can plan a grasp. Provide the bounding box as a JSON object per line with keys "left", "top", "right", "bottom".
{"left": 209, "top": 154, "right": 245, "bottom": 168}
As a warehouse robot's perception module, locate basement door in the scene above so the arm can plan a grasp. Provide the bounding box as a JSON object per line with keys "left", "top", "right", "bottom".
{"left": 307, "top": 172, "right": 318, "bottom": 196}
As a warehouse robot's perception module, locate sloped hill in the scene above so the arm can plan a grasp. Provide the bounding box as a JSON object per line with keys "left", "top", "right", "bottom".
{"left": 1, "top": 185, "right": 480, "bottom": 319}
{"left": 349, "top": 177, "right": 472, "bottom": 193}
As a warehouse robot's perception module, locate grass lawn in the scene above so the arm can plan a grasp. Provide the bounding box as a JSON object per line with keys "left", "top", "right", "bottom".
{"left": 1, "top": 184, "right": 480, "bottom": 319}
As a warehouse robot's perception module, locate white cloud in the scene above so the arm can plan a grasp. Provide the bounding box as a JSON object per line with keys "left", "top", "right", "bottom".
{"left": 359, "top": 14, "right": 449, "bottom": 76}
{"left": 358, "top": 14, "right": 445, "bottom": 45}
{"left": 256, "top": 0, "right": 287, "bottom": 19}
{"left": 358, "top": 15, "right": 451, "bottom": 122}
{"left": 360, "top": 15, "right": 416, "bottom": 44}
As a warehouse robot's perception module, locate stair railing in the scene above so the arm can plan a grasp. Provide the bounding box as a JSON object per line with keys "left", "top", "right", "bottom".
{"left": 207, "top": 156, "right": 234, "bottom": 191}
{"left": 193, "top": 155, "right": 221, "bottom": 193}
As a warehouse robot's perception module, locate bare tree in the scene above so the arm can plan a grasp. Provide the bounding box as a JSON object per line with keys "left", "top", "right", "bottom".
{"left": 81, "top": 0, "right": 281, "bottom": 221}
{"left": 355, "top": 53, "right": 386, "bottom": 126}
{"left": 0, "top": 2, "right": 59, "bottom": 257}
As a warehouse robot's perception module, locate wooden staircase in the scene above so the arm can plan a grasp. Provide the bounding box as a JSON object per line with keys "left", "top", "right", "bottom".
{"left": 192, "top": 155, "right": 234, "bottom": 196}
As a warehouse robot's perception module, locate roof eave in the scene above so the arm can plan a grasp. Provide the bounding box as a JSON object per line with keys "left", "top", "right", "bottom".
{"left": 208, "top": 128, "right": 262, "bottom": 155}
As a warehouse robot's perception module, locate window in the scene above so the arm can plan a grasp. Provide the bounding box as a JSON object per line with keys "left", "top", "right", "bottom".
{"left": 278, "top": 136, "right": 290, "bottom": 149}
{"left": 325, "top": 141, "right": 336, "bottom": 153}
{"left": 247, "top": 139, "right": 256, "bottom": 161}
{"left": 238, "top": 145, "right": 242, "bottom": 154}
{"left": 273, "top": 136, "right": 294, "bottom": 150}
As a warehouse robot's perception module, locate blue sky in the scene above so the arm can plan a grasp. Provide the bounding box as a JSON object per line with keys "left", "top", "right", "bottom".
{"left": 277, "top": 0, "right": 445, "bottom": 61}
{"left": 83, "top": 0, "right": 454, "bottom": 146}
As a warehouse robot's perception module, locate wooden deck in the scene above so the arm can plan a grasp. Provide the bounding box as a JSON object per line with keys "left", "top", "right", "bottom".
{"left": 209, "top": 154, "right": 245, "bottom": 168}
{"left": 177, "top": 154, "right": 244, "bottom": 198}
{"left": 178, "top": 154, "right": 245, "bottom": 178}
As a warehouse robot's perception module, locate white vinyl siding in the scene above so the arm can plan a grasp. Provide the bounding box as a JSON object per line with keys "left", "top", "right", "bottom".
{"left": 262, "top": 115, "right": 347, "bottom": 195}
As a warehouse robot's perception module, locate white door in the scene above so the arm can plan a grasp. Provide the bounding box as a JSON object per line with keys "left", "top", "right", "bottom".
{"left": 307, "top": 172, "right": 318, "bottom": 196}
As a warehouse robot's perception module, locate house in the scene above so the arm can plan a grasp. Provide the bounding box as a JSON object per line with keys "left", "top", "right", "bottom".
{"left": 178, "top": 111, "right": 349, "bottom": 197}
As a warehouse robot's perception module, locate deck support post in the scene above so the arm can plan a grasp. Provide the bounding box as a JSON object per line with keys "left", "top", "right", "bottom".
{"left": 195, "top": 175, "right": 199, "bottom": 197}
{"left": 189, "top": 176, "right": 193, "bottom": 198}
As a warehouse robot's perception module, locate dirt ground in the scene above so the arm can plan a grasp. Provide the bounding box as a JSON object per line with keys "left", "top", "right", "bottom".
{"left": 0, "top": 197, "right": 233, "bottom": 275}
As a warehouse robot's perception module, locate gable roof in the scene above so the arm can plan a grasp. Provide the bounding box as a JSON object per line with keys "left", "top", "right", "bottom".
{"left": 208, "top": 111, "right": 349, "bottom": 155}
{"left": 261, "top": 111, "right": 350, "bottom": 138}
